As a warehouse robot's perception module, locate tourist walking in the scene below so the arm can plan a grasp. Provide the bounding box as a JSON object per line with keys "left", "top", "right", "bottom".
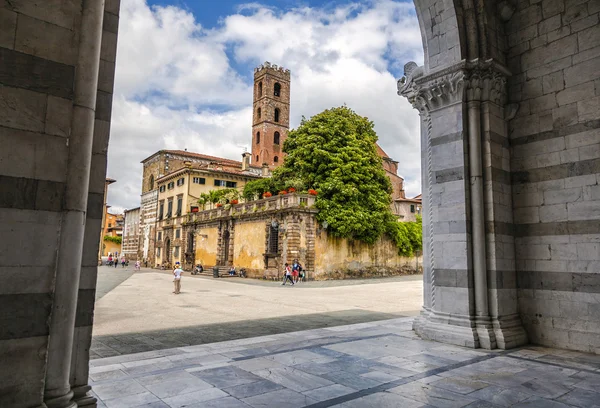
{"left": 282, "top": 263, "right": 294, "bottom": 286}
{"left": 121, "top": 257, "right": 126, "bottom": 268}
{"left": 173, "top": 262, "right": 183, "bottom": 294}
{"left": 135, "top": 260, "right": 140, "bottom": 271}
{"left": 292, "top": 259, "right": 301, "bottom": 283}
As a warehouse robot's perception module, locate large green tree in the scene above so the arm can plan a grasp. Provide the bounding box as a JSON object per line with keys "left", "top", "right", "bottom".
{"left": 274, "top": 106, "right": 393, "bottom": 244}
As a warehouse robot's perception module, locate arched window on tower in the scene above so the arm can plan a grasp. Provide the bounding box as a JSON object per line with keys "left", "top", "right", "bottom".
{"left": 258, "top": 81, "right": 263, "bottom": 97}
{"left": 257, "top": 107, "right": 261, "bottom": 119}
{"left": 274, "top": 156, "right": 279, "bottom": 163}
{"left": 274, "top": 131, "right": 280, "bottom": 145}
{"left": 274, "top": 108, "right": 280, "bottom": 123}
{"left": 274, "top": 83, "right": 281, "bottom": 97}
{"left": 256, "top": 155, "right": 259, "bottom": 162}
{"left": 149, "top": 175, "right": 154, "bottom": 190}
{"left": 256, "top": 132, "right": 260, "bottom": 144}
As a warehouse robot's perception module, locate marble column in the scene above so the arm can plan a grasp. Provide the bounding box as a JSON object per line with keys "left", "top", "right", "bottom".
{"left": 398, "top": 60, "right": 527, "bottom": 349}
{"left": 43, "top": 1, "right": 105, "bottom": 407}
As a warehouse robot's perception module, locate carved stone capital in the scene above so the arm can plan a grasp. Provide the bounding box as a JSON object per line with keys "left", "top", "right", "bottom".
{"left": 465, "top": 61, "right": 510, "bottom": 105}
{"left": 398, "top": 59, "right": 511, "bottom": 112}
{"left": 398, "top": 61, "right": 465, "bottom": 114}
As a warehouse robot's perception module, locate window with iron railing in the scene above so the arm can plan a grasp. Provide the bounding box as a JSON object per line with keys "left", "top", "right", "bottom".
{"left": 167, "top": 200, "right": 173, "bottom": 218}
{"left": 158, "top": 202, "right": 164, "bottom": 220}
{"left": 268, "top": 226, "right": 279, "bottom": 254}
{"left": 176, "top": 196, "right": 182, "bottom": 216}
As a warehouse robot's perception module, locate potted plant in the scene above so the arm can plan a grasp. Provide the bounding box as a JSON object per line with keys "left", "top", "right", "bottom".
{"left": 263, "top": 192, "right": 272, "bottom": 198}
{"left": 308, "top": 189, "right": 318, "bottom": 196}
{"left": 287, "top": 187, "right": 296, "bottom": 193}
{"left": 230, "top": 199, "right": 239, "bottom": 205}
{"left": 279, "top": 190, "right": 288, "bottom": 195}
{"left": 216, "top": 203, "right": 223, "bottom": 208}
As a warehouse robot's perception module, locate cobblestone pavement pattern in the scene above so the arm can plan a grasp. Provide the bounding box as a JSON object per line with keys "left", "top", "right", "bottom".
{"left": 91, "top": 267, "right": 423, "bottom": 358}
{"left": 89, "top": 317, "right": 600, "bottom": 408}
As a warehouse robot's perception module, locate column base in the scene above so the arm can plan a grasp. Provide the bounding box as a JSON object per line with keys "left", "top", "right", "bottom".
{"left": 44, "top": 389, "right": 76, "bottom": 408}
{"left": 416, "top": 310, "right": 480, "bottom": 348}
{"left": 492, "top": 314, "right": 528, "bottom": 349}
{"left": 474, "top": 316, "right": 497, "bottom": 350}
{"left": 72, "top": 384, "right": 97, "bottom": 407}
{"left": 412, "top": 307, "right": 431, "bottom": 336}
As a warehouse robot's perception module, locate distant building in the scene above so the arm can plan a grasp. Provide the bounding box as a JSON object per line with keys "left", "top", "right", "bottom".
{"left": 152, "top": 158, "right": 261, "bottom": 269}
{"left": 138, "top": 150, "right": 263, "bottom": 267}
{"left": 102, "top": 209, "right": 123, "bottom": 257}
{"left": 122, "top": 207, "right": 140, "bottom": 261}
{"left": 394, "top": 194, "right": 422, "bottom": 222}
{"left": 99, "top": 178, "right": 121, "bottom": 260}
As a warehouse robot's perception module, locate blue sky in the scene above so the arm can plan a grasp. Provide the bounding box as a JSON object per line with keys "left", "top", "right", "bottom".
{"left": 107, "top": 0, "right": 423, "bottom": 211}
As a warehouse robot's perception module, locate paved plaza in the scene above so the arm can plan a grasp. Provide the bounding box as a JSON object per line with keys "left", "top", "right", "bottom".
{"left": 91, "top": 267, "right": 423, "bottom": 358}
{"left": 89, "top": 316, "right": 600, "bottom": 408}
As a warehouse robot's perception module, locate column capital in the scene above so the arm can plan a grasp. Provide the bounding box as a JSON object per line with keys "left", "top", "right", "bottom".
{"left": 398, "top": 61, "right": 465, "bottom": 114}
{"left": 398, "top": 59, "right": 511, "bottom": 111}
{"left": 465, "top": 60, "right": 511, "bottom": 104}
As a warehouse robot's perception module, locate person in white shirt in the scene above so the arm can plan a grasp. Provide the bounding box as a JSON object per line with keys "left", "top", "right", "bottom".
{"left": 173, "top": 262, "right": 183, "bottom": 294}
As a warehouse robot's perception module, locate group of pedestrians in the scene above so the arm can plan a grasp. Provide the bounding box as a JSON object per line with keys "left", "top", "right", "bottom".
{"left": 107, "top": 255, "right": 127, "bottom": 268}
{"left": 168, "top": 259, "right": 304, "bottom": 294}
{"left": 282, "top": 259, "right": 303, "bottom": 286}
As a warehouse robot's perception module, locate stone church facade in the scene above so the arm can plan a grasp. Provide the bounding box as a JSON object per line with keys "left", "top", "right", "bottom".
{"left": 1, "top": 0, "right": 599, "bottom": 406}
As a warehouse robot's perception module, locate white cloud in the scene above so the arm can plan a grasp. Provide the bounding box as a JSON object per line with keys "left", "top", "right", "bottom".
{"left": 106, "top": 0, "right": 423, "bottom": 211}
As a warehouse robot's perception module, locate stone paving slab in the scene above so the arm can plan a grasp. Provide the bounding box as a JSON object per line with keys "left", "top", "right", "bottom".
{"left": 89, "top": 317, "right": 600, "bottom": 408}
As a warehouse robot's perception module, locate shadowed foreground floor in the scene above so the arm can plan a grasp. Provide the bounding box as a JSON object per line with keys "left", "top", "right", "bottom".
{"left": 89, "top": 317, "right": 600, "bottom": 408}
{"left": 91, "top": 310, "right": 410, "bottom": 358}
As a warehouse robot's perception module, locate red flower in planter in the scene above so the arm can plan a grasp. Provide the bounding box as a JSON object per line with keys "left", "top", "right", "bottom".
{"left": 308, "top": 189, "right": 318, "bottom": 196}
{"left": 287, "top": 187, "right": 296, "bottom": 193}
{"left": 230, "top": 199, "right": 239, "bottom": 205}
{"left": 263, "top": 192, "right": 272, "bottom": 198}
{"left": 216, "top": 203, "right": 223, "bottom": 207}
{"left": 279, "top": 190, "right": 288, "bottom": 195}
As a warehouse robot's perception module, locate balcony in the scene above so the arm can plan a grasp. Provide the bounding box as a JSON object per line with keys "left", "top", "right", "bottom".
{"left": 185, "top": 193, "right": 317, "bottom": 224}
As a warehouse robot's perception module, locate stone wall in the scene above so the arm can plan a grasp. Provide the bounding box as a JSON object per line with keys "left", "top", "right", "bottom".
{"left": 507, "top": 0, "right": 600, "bottom": 352}
{"left": 232, "top": 220, "right": 268, "bottom": 272}
{"left": 315, "top": 232, "right": 422, "bottom": 280}
{"left": 194, "top": 224, "right": 219, "bottom": 267}
{"left": 187, "top": 195, "right": 420, "bottom": 280}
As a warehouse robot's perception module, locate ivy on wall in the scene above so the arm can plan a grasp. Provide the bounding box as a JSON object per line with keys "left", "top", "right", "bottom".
{"left": 103, "top": 235, "right": 122, "bottom": 245}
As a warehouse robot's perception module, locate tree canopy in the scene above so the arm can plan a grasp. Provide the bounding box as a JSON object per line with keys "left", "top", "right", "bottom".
{"left": 277, "top": 106, "right": 393, "bottom": 244}
{"left": 243, "top": 106, "right": 422, "bottom": 255}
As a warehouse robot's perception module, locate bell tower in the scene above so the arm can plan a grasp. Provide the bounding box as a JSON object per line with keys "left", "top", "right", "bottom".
{"left": 251, "top": 62, "right": 291, "bottom": 168}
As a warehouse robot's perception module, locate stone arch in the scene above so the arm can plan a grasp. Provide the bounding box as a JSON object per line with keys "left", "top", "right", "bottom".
{"left": 412, "top": 0, "right": 509, "bottom": 73}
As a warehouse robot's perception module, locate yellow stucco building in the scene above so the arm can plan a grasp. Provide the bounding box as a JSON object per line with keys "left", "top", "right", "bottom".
{"left": 154, "top": 161, "right": 260, "bottom": 268}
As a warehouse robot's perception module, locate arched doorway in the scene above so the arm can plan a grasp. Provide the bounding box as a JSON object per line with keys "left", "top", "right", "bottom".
{"left": 222, "top": 229, "right": 230, "bottom": 266}
{"left": 164, "top": 238, "right": 171, "bottom": 265}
